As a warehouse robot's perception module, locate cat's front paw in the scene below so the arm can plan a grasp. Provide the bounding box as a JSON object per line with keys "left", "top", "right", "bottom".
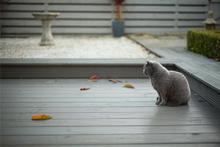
{"left": 158, "top": 99, "right": 167, "bottom": 106}
{"left": 155, "top": 97, "right": 161, "bottom": 105}
{"left": 159, "top": 102, "right": 166, "bottom": 106}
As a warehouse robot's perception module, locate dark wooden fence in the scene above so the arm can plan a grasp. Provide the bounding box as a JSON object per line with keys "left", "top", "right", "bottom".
{"left": 0, "top": 0, "right": 219, "bottom": 36}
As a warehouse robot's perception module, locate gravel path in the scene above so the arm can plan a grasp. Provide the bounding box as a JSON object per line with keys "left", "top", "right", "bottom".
{"left": 0, "top": 35, "right": 156, "bottom": 59}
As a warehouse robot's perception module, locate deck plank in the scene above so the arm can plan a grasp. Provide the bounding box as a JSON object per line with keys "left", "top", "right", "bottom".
{"left": 2, "top": 79, "right": 220, "bottom": 146}
{"left": 4, "top": 144, "right": 220, "bottom": 147}
{"left": 3, "top": 134, "right": 220, "bottom": 145}
{"left": 2, "top": 106, "right": 218, "bottom": 113}
{"left": 3, "top": 111, "right": 220, "bottom": 120}
{"left": 3, "top": 118, "right": 220, "bottom": 127}
{"left": 3, "top": 125, "right": 220, "bottom": 135}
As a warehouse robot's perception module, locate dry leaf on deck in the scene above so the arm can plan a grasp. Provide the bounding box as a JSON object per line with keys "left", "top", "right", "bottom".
{"left": 32, "top": 114, "right": 52, "bottom": 121}
{"left": 108, "top": 79, "right": 122, "bottom": 83}
{"left": 80, "top": 88, "right": 90, "bottom": 91}
{"left": 89, "top": 74, "right": 101, "bottom": 82}
{"left": 123, "top": 83, "right": 135, "bottom": 89}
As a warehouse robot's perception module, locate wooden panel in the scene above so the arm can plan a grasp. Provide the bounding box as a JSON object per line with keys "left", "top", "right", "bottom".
{"left": 125, "top": 20, "right": 175, "bottom": 27}
{"left": 3, "top": 110, "right": 219, "bottom": 120}
{"left": 3, "top": 144, "right": 220, "bottom": 147}
{"left": 6, "top": 5, "right": 208, "bottom": 13}
{"left": 177, "top": 66, "right": 220, "bottom": 110}
{"left": 1, "top": 27, "right": 112, "bottom": 34}
{"left": 178, "top": 6, "right": 207, "bottom": 12}
{"left": 2, "top": 5, "right": 185, "bottom": 13}
{"left": 2, "top": 12, "right": 112, "bottom": 19}
{"left": 3, "top": 5, "right": 112, "bottom": 12}
{"left": 0, "top": 24, "right": 205, "bottom": 36}
{"left": 2, "top": 20, "right": 111, "bottom": 27}
{"left": 3, "top": 133, "right": 220, "bottom": 145}
{"left": 212, "top": 0, "right": 220, "bottom": 2}
{"left": 2, "top": 0, "right": 207, "bottom": 5}
{"left": 125, "top": 28, "right": 176, "bottom": 34}
{"left": 3, "top": 106, "right": 217, "bottom": 114}
{"left": 3, "top": 118, "right": 220, "bottom": 127}
{"left": 0, "top": 0, "right": 209, "bottom": 35}
{"left": 178, "top": 20, "right": 203, "bottom": 27}
{"left": 3, "top": 125, "right": 220, "bottom": 135}
{"left": 178, "top": 0, "right": 208, "bottom": 5}
{"left": 3, "top": 0, "right": 209, "bottom": 5}
{"left": 0, "top": 78, "right": 149, "bottom": 86}
{"left": 2, "top": 0, "right": 111, "bottom": 4}
{"left": 2, "top": 12, "right": 179, "bottom": 20}
{"left": 0, "top": 65, "right": 145, "bottom": 78}
{"left": 211, "top": 2, "right": 220, "bottom": 28}
{"left": 2, "top": 101, "right": 168, "bottom": 108}
{"left": 178, "top": 13, "right": 206, "bottom": 19}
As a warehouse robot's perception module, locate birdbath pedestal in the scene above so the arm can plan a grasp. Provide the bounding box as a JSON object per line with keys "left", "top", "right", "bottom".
{"left": 32, "top": 12, "right": 59, "bottom": 46}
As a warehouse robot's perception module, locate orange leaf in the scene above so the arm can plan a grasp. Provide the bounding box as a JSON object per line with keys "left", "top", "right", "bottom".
{"left": 32, "top": 114, "right": 52, "bottom": 120}
{"left": 89, "top": 74, "right": 101, "bottom": 80}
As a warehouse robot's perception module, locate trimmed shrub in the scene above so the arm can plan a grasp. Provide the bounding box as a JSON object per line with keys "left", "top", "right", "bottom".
{"left": 187, "top": 30, "right": 220, "bottom": 60}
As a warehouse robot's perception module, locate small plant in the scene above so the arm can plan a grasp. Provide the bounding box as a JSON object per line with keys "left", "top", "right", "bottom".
{"left": 112, "top": 0, "right": 125, "bottom": 37}
{"left": 187, "top": 30, "right": 220, "bottom": 60}
{"left": 114, "top": 0, "right": 124, "bottom": 21}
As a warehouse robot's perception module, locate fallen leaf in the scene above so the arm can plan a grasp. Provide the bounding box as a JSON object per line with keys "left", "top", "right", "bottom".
{"left": 89, "top": 74, "right": 100, "bottom": 80}
{"left": 109, "top": 79, "right": 123, "bottom": 83}
{"left": 89, "top": 74, "right": 101, "bottom": 82}
{"left": 123, "top": 83, "right": 135, "bottom": 89}
{"left": 80, "top": 88, "right": 90, "bottom": 91}
{"left": 32, "top": 114, "right": 52, "bottom": 121}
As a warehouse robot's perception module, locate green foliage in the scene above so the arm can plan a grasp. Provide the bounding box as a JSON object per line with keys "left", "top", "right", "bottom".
{"left": 187, "top": 30, "right": 220, "bottom": 60}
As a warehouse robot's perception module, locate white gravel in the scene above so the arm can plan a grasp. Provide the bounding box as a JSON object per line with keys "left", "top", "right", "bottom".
{"left": 0, "top": 35, "right": 157, "bottom": 59}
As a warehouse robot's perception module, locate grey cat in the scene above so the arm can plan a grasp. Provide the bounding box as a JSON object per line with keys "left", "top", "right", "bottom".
{"left": 143, "top": 61, "right": 191, "bottom": 106}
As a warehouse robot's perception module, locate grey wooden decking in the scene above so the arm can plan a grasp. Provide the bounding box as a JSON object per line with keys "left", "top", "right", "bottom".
{"left": 1, "top": 78, "right": 220, "bottom": 146}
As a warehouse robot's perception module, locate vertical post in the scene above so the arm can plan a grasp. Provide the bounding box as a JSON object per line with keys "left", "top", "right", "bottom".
{"left": 208, "top": 0, "right": 211, "bottom": 11}
{"left": 0, "top": 3, "right": 2, "bottom": 145}
{"left": 174, "top": 0, "right": 179, "bottom": 32}
{"left": 206, "top": 0, "right": 210, "bottom": 16}
{"left": 0, "top": 1, "right": 2, "bottom": 36}
{"left": 111, "top": 0, "right": 114, "bottom": 21}
{"left": 44, "top": 0, "right": 49, "bottom": 12}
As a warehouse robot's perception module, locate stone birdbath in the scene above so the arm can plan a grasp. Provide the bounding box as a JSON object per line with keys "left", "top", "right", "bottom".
{"left": 32, "top": 1, "right": 59, "bottom": 46}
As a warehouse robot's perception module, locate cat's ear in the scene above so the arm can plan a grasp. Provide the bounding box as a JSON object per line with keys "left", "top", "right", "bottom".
{"left": 146, "top": 61, "right": 152, "bottom": 65}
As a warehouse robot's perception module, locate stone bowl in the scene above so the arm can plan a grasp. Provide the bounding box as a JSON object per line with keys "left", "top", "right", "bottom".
{"left": 32, "top": 12, "right": 60, "bottom": 20}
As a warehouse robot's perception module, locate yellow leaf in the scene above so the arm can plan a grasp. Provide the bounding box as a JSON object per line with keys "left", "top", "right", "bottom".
{"left": 123, "top": 83, "right": 135, "bottom": 89}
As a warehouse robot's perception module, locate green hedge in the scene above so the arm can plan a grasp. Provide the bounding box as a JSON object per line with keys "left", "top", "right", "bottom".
{"left": 187, "top": 30, "right": 220, "bottom": 60}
